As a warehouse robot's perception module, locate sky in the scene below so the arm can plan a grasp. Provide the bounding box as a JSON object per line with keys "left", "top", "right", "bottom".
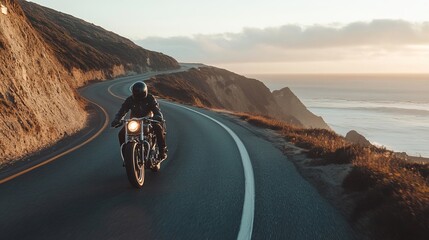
{"left": 29, "top": 0, "right": 429, "bottom": 74}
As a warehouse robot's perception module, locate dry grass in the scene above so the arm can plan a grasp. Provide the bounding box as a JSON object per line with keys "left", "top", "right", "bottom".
{"left": 152, "top": 89, "right": 429, "bottom": 239}
{"left": 236, "top": 113, "right": 356, "bottom": 163}
{"left": 235, "top": 112, "right": 429, "bottom": 240}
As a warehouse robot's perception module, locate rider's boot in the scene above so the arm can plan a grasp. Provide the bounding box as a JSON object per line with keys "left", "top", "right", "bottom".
{"left": 159, "top": 147, "right": 168, "bottom": 161}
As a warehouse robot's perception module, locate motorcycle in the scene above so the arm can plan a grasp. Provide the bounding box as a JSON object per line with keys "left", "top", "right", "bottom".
{"left": 116, "top": 116, "right": 164, "bottom": 188}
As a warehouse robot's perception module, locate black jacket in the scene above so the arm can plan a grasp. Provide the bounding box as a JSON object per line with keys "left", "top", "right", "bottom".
{"left": 114, "top": 94, "right": 163, "bottom": 120}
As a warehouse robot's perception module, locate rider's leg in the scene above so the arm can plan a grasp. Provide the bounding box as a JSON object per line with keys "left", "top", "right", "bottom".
{"left": 152, "top": 123, "right": 167, "bottom": 159}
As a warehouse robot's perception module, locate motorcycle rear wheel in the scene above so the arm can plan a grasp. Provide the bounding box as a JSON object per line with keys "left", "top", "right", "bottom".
{"left": 123, "top": 142, "right": 145, "bottom": 188}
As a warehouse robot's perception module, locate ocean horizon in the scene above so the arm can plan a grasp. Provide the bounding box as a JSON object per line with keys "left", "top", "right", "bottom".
{"left": 249, "top": 74, "right": 429, "bottom": 158}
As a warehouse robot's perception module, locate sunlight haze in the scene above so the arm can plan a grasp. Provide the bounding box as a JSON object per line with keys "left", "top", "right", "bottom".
{"left": 29, "top": 0, "right": 429, "bottom": 74}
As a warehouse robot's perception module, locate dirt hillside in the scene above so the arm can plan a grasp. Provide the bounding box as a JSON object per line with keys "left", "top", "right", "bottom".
{"left": 18, "top": 0, "right": 179, "bottom": 87}
{"left": 147, "top": 66, "right": 329, "bottom": 129}
{"left": 0, "top": 0, "right": 86, "bottom": 164}
{"left": 0, "top": 0, "right": 180, "bottom": 165}
{"left": 273, "top": 87, "right": 329, "bottom": 129}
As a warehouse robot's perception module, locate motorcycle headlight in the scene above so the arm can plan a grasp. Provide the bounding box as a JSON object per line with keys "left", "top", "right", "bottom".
{"left": 127, "top": 120, "right": 140, "bottom": 133}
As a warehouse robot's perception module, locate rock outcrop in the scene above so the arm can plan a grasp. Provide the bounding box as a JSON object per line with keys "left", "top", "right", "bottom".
{"left": 345, "top": 130, "right": 372, "bottom": 146}
{"left": 147, "top": 66, "right": 329, "bottom": 129}
{"left": 273, "top": 87, "right": 330, "bottom": 129}
{"left": 0, "top": 0, "right": 328, "bottom": 165}
{"left": 0, "top": 0, "right": 179, "bottom": 165}
{"left": 18, "top": 0, "right": 179, "bottom": 87}
{"left": 0, "top": 0, "right": 86, "bottom": 164}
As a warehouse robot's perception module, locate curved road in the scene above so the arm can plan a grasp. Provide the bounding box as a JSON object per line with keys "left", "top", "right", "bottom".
{"left": 0, "top": 66, "right": 355, "bottom": 239}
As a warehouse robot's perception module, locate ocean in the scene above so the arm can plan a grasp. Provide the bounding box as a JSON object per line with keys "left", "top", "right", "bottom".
{"left": 249, "top": 74, "right": 429, "bottom": 158}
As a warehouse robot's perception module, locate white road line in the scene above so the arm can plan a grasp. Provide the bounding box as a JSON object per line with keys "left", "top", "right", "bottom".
{"left": 165, "top": 102, "right": 255, "bottom": 240}
{"left": 108, "top": 83, "right": 255, "bottom": 239}
{"left": 108, "top": 83, "right": 126, "bottom": 100}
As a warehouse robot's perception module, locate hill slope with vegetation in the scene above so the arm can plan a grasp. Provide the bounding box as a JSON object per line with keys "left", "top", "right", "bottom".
{"left": 0, "top": 0, "right": 86, "bottom": 164}
{"left": 147, "top": 66, "right": 330, "bottom": 129}
{"left": 0, "top": 0, "right": 179, "bottom": 165}
{"left": 19, "top": 0, "right": 179, "bottom": 87}
{"left": 235, "top": 112, "right": 429, "bottom": 240}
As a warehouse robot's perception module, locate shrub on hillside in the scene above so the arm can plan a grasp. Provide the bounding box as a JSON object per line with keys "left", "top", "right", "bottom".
{"left": 235, "top": 112, "right": 429, "bottom": 240}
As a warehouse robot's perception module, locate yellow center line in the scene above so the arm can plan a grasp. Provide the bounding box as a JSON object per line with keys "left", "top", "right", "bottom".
{"left": 107, "top": 82, "right": 127, "bottom": 100}
{"left": 1, "top": 68, "right": 186, "bottom": 184}
{"left": 0, "top": 98, "right": 109, "bottom": 185}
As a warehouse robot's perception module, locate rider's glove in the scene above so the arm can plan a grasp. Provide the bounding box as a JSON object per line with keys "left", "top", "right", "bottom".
{"left": 111, "top": 118, "right": 121, "bottom": 128}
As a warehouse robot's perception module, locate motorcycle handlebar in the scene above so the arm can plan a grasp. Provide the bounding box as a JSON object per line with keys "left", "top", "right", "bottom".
{"left": 130, "top": 117, "right": 162, "bottom": 123}
{"left": 112, "top": 117, "right": 162, "bottom": 129}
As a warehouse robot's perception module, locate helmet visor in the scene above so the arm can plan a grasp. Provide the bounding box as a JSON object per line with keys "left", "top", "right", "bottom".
{"left": 132, "top": 82, "right": 148, "bottom": 99}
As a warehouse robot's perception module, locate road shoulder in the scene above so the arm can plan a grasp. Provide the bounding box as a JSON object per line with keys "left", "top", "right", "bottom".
{"left": 0, "top": 96, "right": 107, "bottom": 183}
{"left": 211, "top": 110, "right": 358, "bottom": 239}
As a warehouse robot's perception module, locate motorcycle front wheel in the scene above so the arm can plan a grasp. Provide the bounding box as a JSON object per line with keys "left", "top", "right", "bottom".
{"left": 123, "top": 142, "right": 145, "bottom": 188}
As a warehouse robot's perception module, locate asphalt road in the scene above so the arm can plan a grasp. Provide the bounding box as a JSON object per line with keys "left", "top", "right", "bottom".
{"left": 0, "top": 65, "right": 355, "bottom": 239}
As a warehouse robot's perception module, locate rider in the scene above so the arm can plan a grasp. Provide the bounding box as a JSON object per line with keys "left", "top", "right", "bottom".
{"left": 111, "top": 81, "right": 167, "bottom": 160}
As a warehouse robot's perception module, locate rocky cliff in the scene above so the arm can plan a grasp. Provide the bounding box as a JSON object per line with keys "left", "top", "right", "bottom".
{"left": 0, "top": 0, "right": 328, "bottom": 165}
{"left": 273, "top": 87, "right": 330, "bottom": 129}
{"left": 147, "top": 66, "right": 329, "bottom": 129}
{"left": 0, "top": 0, "right": 86, "bottom": 164}
{"left": 18, "top": 0, "right": 179, "bottom": 87}
{"left": 345, "top": 130, "right": 372, "bottom": 147}
{"left": 0, "top": 0, "right": 179, "bottom": 165}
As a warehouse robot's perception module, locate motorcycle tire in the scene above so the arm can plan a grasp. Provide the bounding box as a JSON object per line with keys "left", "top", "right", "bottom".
{"left": 123, "top": 142, "right": 145, "bottom": 188}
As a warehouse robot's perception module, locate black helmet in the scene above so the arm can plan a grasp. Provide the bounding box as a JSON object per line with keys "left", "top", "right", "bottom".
{"left": 132, "top": 81, "right": 148, "bottom": 99}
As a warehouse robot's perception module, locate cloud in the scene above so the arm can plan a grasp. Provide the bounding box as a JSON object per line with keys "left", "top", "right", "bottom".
{"left": 136, "top": 19, "right": 429, "bottom": 64}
